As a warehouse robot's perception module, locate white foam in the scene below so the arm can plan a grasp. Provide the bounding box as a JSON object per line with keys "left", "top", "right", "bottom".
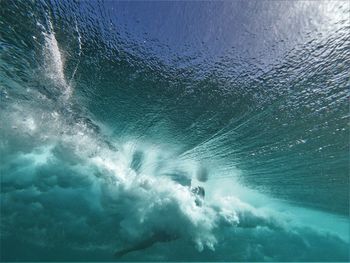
{"left": 43, "top": 20, "right": 71, "bottom": 98}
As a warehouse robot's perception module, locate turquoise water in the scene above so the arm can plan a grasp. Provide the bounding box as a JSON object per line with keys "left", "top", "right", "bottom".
{"left": 0, "top": 1, "right": 349, "bottom": 261}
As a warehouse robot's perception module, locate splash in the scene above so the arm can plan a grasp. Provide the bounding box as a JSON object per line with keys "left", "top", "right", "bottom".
{"left": 1, "top": 100, "right": 348, "bottom": 261}
{"left": 42, "top": 20, "right": 72, "bottom": 98}
{"left": 0, "top": 0, "right": 349, "bottom": 261}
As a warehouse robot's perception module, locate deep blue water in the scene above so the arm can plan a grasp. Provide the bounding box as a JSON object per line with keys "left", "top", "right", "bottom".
{"left": 0, "top": 0, "right": 349, "bottom": 261}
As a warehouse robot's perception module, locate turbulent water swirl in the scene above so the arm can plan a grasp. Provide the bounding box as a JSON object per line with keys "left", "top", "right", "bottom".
{"left": 0, "top": 0, "right": 349, "bottom": 261}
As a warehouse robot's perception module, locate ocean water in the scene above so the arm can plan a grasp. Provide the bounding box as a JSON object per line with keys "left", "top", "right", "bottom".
{"left": 0, "top": 0, "right": 349, "bottom": 261}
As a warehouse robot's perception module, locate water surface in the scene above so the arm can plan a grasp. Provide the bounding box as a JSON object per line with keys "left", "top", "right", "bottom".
{"left": 0, "top": 0, "right": 349, "bottom": 261}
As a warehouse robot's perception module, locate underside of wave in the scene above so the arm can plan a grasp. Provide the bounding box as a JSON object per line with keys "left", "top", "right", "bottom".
{"left": 0, "top": 13, "right": 349, "bottom": 261}
{"left": 0, "top": 97, "right": 349, "bottom": 262}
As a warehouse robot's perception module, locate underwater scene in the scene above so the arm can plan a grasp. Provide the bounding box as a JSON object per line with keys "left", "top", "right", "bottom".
{"left": 0, "top": 0, "right": 349, "bottom": 261}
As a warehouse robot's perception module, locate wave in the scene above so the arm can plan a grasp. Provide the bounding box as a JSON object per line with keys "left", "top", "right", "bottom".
{"left": 0, "top": 0, "right": 349, "bottom": 261}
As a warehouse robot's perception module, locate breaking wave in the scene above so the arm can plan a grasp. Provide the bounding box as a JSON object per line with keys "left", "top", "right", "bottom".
{"left": 0, "top": 0, "right": 349, "bottom": 261}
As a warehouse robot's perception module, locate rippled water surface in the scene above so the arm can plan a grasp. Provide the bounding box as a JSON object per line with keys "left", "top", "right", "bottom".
{"left": 0, "top": 0, "right": 349, "bottom": 261}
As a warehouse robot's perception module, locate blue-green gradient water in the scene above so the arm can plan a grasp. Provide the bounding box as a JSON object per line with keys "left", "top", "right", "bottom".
{"left": 0, "top": 0, "right": 349, "bottom": 261}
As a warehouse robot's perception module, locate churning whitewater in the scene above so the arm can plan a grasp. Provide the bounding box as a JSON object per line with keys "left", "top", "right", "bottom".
{"left": 0, "top": 1, "right": 349, "bottom": 261}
